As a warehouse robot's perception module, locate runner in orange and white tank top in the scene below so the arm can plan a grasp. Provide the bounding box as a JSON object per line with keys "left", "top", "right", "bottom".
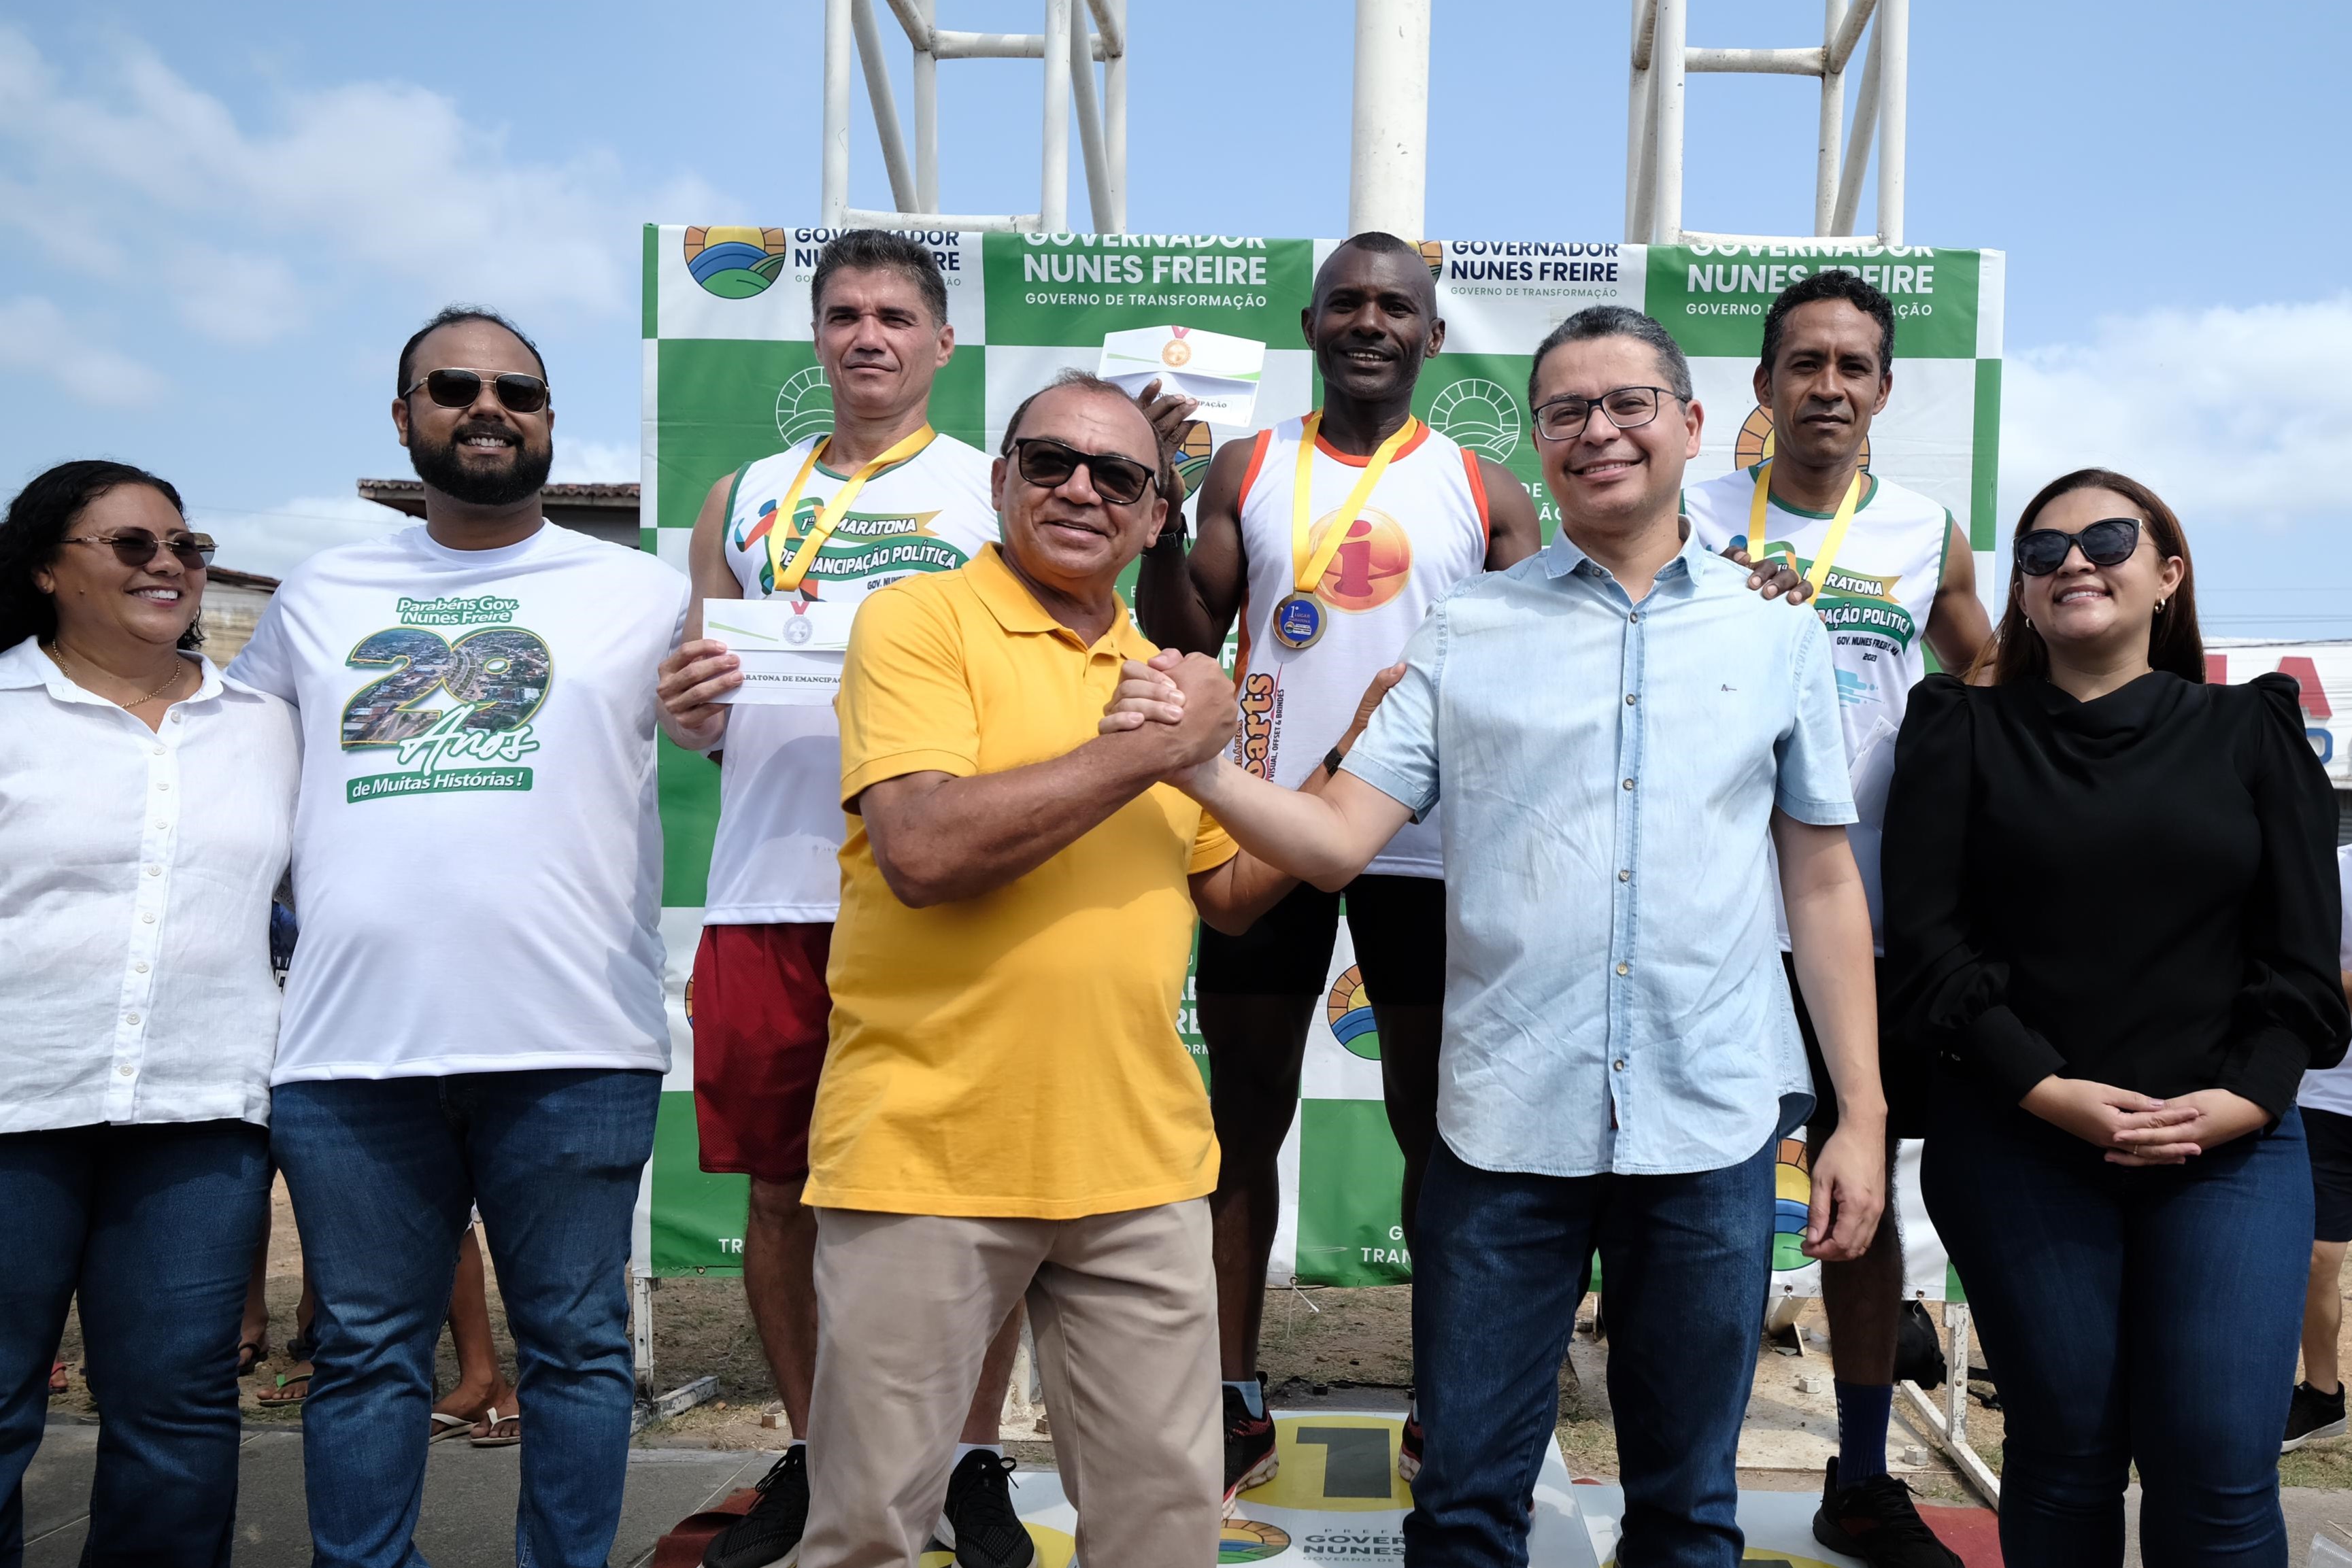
{"left": 1132, "top": 233, "right": 1541, "bottom": 1501}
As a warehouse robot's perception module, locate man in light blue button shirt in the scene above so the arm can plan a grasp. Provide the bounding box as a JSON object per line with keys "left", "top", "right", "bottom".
{"left": 1118, "top": 307, "right": 1888, "bottom": 1567}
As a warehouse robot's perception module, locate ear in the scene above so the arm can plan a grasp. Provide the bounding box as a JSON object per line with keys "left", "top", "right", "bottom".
{"left": 1870, "top": 369, "right": 1892, "bottom": 417}
{"left": 391, "top": 395, "right": 412, "bottom": 449}
{"left": 2157, "top": 554, "right": 2187, "bottom": 598}
{"left": 1141, "top": 492, "right": 1171, "bottom": 549}
{"left": 935, "top": 321, "right": 956, "bottom": 369}
{"left": 990, "top": 455, "right": 1010, "bottom": 516}
{"left": 1299, "top": 305, "right": 1315, "bottom": 350}
{"left": 1424, "top": 315, "right": 1446, "bottom": 358}
{"left": 31, "top": 564, "right": 56, "bottom": 596}
{"left": 1683, "top": 396, "right": 1706, "bottom": 460}
{"left": 1751, "top": 360, "right": 1773, "bottom": 409}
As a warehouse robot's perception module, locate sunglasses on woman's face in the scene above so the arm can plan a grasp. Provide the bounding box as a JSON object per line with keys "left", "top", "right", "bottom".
{"left": 1011, "top": 437, "right": 1159, "bottom": 507}
{"left": 2015, "top": 517, "right": 2143, "bottom": 577}
{"left": 403, "top": 367, "right": 552, "bottom": 414}
{"left": 61, "top": 530, "right": 217, "bottom": 570}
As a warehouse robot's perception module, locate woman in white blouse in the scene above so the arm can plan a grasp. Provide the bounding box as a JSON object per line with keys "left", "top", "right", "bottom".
{"left": 0, "top": 460, "right": 299, "bottom": 1564}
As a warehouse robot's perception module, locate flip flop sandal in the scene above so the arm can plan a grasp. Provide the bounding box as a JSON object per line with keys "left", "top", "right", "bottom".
{"left": 263, "top": 1366, "right": 313, "bottom": 1407}
{"left": 235, "top": 1338, "right": 269, "bottom": 1379}
{"left": 469, "top": 1406, "right": 522, "bottom": 1448}
{"left": 47, "top": 1359, "right": 67, "bottom": 1395}
{"left": 429, "top": 1412, "right": 477, "bottom": 1443}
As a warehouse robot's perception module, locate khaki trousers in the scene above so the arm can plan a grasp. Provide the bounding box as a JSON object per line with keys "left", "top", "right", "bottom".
{"left": 800, "top": 1198, "right": 1220, "bottom": 1568}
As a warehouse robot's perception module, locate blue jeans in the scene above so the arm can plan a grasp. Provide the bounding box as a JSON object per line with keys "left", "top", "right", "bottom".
{"left": 0, "top": 1119, "right": 272, "bottom": 1568}
{"left": 1924, "top": 1074, "right": 2310, "bottom": 1568}
{"left": 1406, "top": 1134, "right": 1775, "bottom": 1568}
{"left": 271, "top": 1069, "right": 660, "bottom": 1568}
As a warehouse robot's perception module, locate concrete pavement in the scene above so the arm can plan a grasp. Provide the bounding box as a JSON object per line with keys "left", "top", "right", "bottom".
{"left": 20, "top": 1417, "right": 770, "bottom": 1567}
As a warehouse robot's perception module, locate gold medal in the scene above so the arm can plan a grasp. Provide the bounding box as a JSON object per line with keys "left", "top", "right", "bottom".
{"left": 1271, "top": 592, "right": 1327, "bottom": 649}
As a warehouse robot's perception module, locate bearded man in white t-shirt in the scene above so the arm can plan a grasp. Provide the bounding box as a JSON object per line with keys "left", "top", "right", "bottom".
{"left": 230, "top": 307, "right": 689, "bottom": 1568}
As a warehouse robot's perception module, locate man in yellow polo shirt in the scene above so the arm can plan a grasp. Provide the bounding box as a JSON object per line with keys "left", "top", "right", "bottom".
{"left": 799, "top": 370, "right": 1284, "bottom": 1568}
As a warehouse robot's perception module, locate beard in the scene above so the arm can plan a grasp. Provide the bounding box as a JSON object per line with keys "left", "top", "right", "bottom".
{"left": 410, "top": 418, "right": 554, "bottom": 508}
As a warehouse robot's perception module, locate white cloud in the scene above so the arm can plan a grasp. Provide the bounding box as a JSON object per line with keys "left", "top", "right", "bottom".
{"left": 551, "top": 439, "right": 639, "bottom": 484}
{"left": 2001, "top": 295, "right": 2352, "bottom": 531}
{"left": 185, "top": 494, "right": 409, "bottom": 579}
{"left": 0, "top": 295, "right": 168, "bottom": 406}
{"left": 0, "top": 27, "right": 730, "bottom": 339}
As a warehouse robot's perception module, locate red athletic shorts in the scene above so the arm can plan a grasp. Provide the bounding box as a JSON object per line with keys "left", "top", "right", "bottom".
{"left": 690, "top": 922, "right": 834, "bottom": 1184}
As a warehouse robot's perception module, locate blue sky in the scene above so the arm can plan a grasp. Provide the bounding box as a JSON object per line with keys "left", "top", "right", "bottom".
{"left": 3, "top": 1, "right": 2348, "bottom": 634}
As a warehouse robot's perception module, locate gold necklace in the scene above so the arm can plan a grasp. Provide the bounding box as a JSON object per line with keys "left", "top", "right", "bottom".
{"left": 44, "top": 642, "right": 186, "bottom": 707}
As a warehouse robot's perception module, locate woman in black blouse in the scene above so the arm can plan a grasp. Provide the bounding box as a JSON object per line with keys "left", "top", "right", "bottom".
{"left": 1883, "top": 467, "right": 2347, "bottom": 1567}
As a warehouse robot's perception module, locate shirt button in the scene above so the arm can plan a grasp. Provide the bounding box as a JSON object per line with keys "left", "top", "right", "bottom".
{"left": 1618, "top": 869, "right": 1632, "bottom": 882}
{"left": 150, "top": 746, "right": 165, "bottom": 757}
{"left": 1613, "top": 1059, "right": 1627, "bottom": 1072}
{"left": 153, "top": 819, "right": 169, "bottom": 830}
{"left": 124, "top": 1012, "right": 140, "bottom": 1025}
{"left": 1624, "top": 693, "right": 1636, "bottom": 705}
{"left": 144, "top": 864, "right": 162, "bottom": 876}
{"left": 156, "top": 781, "right": 170, "bottom": 792}
{"left": 1621, "top": 777, "right": 1634, "bottom": 791}
{"left": 133, "top": 961, "right": 149, "bottom": 974}
{"left": 170, "top": 713, "right": 184, "bottom": 723}
{"left": 1615, "top": 962, "right": 1630, "bottom": 976}
{"left": 117, "top": 1064, "right": 135, "bottom": 1077}
{"left": 140, "top": 911, "right": 156, "bottom": 924}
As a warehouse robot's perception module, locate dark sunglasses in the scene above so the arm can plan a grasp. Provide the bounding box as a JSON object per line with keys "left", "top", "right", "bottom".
{"left": 1011, "top": 437, "right": 1158, "bottom": 507}
{"left": 403, "top": 367, "right": 552, "bottom": 414}
{"left": 62, "top": 530, "right": 217, "bottom": 570}
{"left": 2016, "top": 517, "right": 2143, "bottom": 577}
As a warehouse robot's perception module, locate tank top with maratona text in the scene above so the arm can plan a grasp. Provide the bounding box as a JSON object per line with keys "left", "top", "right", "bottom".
{"left": 703, "top": 430, "right": 998, "bottom": 925}
{"left": 1230, "top": 415, "right": 1492, "bottom": 879}
{"left": 1685, "top": 463, "right": 1951, "bottom": 949}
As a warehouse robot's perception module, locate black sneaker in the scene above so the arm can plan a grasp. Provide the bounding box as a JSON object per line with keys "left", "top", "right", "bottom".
{"left": 1223, "top": 1382, "right": 1279, "bottom": 1516}
{"left": 1811, "top": 1458, "right": 1962, "bottom": 1568}
{"left": 703, "top": 1447, "right": 809, "bottom": 1568}
{"left": 1396, "top": 1408, "right": 1424, "bottom": 1484}
{"left": 2285, "top": 1380, "right": 2348, "bottom": 1452}
{"left": 937, "top": 1450, "right": 1035, "bottom": 1568}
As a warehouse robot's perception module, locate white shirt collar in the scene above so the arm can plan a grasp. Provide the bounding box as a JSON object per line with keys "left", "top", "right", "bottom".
{"left": 0, "top": 637, "right": 229, "bottom": 704}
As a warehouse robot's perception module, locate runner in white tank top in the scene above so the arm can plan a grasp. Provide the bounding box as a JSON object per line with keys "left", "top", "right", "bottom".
{"left": 652, "top": 233, "right": 1030, "bottom": 1563}
{"left": 1224, "top": 413, "right": 1491, "bottom": 876}
{"left": 1681, "top": 273, "right": 1989, "bottom": 1555}
{"left": 1131, "top": 235, "right": 1541, "bottom": 1499}
{"left": 704, "top": 429, "right": 995, "bottom": 923}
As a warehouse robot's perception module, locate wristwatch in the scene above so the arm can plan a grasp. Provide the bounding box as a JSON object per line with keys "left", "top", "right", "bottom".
{"left": 1323, "top": 745, "right": 1347, "bottom": 779}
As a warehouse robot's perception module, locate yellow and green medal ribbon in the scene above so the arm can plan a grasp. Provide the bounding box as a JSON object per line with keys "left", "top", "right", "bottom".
{"left": 1747, "top": 458, "right": 1866, "bottom": 598}
{"left": 1272, "top": 411, "right": 1419, "bottom": 649}
{"left": 765, "top": 424, "right": 937, "bottom": 594}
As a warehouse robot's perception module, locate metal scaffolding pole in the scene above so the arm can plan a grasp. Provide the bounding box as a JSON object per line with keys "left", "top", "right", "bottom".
{"left": 1626, "top": 0, "right": 1911, "bottom": 245}
{"left": 825, "top": 1, "right": 1129, "bottom": 233}
{"left": 1347, "top": 0, "right": 1432, "bottom": 241}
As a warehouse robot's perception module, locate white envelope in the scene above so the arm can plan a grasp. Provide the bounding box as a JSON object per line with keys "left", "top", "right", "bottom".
{"left": 1097, "top": 324, "right": 1266, "bottom": 426}
{"left": 703, "top": 597, "right": 859, "bottom": 706}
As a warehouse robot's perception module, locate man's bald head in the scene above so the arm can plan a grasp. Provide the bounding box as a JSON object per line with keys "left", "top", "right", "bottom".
{"left": 1311, "top": 231, "right": 1437, "bottom": 316}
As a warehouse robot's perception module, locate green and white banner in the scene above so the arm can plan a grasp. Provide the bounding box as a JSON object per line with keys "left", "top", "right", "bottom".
{"left": 635, "top": 225, "right": 2004, "bottom": 1294}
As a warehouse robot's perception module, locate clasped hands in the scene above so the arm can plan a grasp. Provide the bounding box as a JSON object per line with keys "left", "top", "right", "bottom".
{"left": 2019, "top": 1076, "right": 2270, "bottom": 1166}
{"left": 1100, "top": 649, "right": 1239, "bottom": 787}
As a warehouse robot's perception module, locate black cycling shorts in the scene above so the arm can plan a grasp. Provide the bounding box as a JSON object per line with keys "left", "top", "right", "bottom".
{"left": 1783, "top": 951, "right": 1926, "bottom": 1141}
{"left": 1194, "top": 873, "right": 1447, "bottom": 1006}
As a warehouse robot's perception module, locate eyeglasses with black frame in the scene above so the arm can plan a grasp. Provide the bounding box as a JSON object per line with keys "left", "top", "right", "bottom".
{"left": 403, "top": 367, "right": 552, "bottom": 414}
{"left": 2015, "top": 517, "right": 2144, "bottom": 577}
{"left": 1531, "top": 385, "right": 1688, "bottom": 443}
{"left": 1010, "top": 437, "right": 1160, "bottom": 507}
{"left": 61, "top": 530, "right": 218, "bottom": 570}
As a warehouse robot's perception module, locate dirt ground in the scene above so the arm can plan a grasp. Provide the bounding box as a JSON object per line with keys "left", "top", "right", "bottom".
{"left": 41, "top": 1174, "right": 2352, "bottom": 1499}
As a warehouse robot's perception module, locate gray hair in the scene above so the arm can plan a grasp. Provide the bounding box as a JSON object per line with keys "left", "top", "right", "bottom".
{"left": 998, "top": 368, "right": 1159, "bottom": 460}
{"left": 1528, "top": 305, "right": 1693, "bottom": 408}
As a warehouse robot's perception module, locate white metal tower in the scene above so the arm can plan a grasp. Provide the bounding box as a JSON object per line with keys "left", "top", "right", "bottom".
{"left": 818, "top": 0, "right": 1128, "bottom": 235}
{"left": 1626, "top": 0, "right": 1911, "bottom": 245}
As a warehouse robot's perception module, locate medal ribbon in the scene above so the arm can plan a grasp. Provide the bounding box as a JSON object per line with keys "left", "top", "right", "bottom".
{"left": 766, "top": 424, "right": 937, "bottom": 593}
{"left": 1747, "top": 458, "right": 1866, "bottom": 597}
{"left": 1290, "top": 411, "right": 1420, "bottom": 597}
